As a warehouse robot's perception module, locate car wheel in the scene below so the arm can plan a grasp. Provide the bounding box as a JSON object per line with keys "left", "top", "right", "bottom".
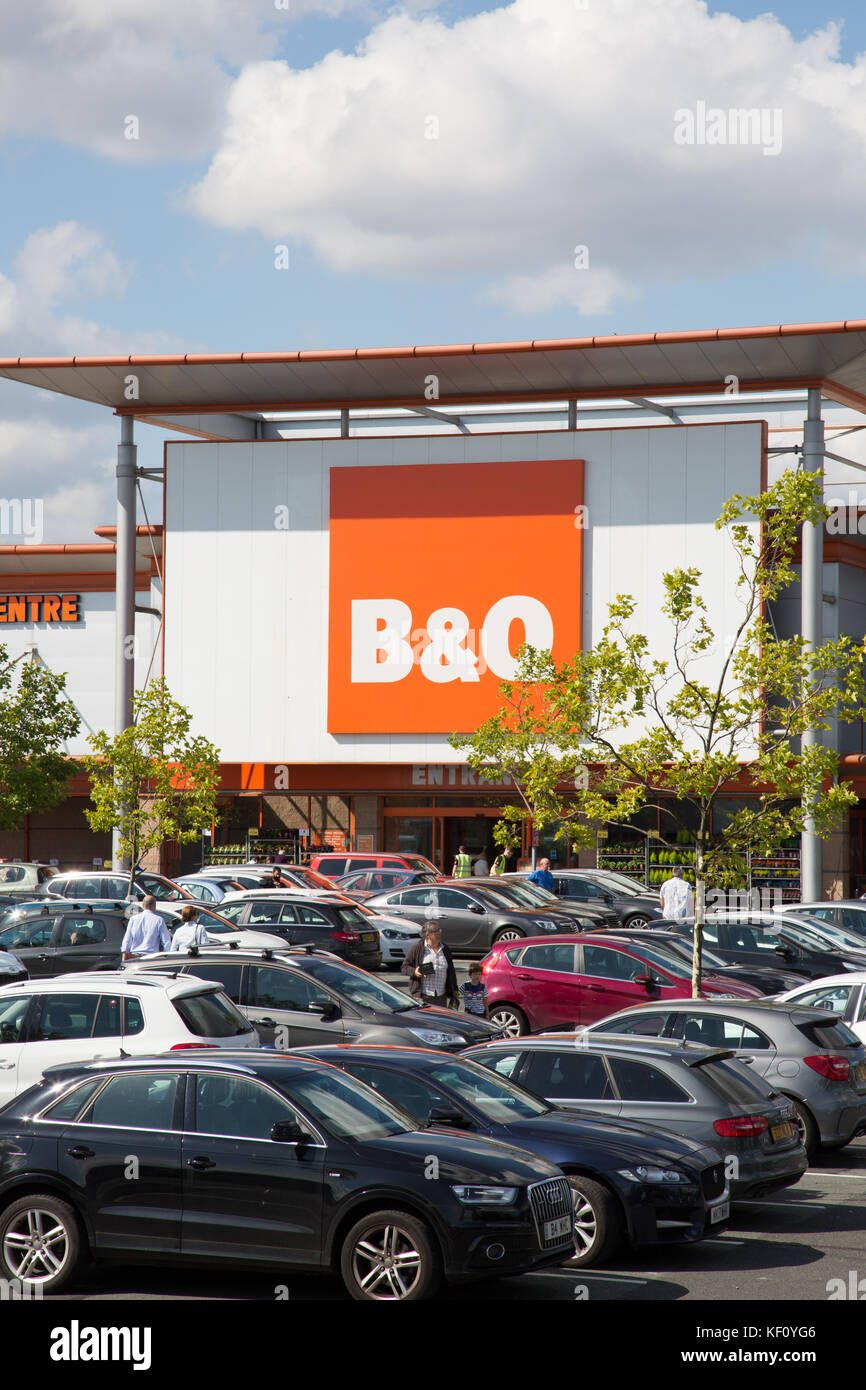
{"left": 624, "top": 914, "right": 651, "bottom": 928}
{"left": 567, "top": 1176, "right": 624, "bottom": 1267}
{"left": 0, "top": 1193, "right": 84, "bottom": 1294}
{"left": 784, "top": 1098, "right": 818, "bottom": 1159}
{"left": 341, "top": 1210, "right": 440, "bottom": 1302}
{"left": 488, "top": 1004, "right": 528, "bottom": 1037}
{"left": 492, "top": 927, "right": 525, "bottom": 944}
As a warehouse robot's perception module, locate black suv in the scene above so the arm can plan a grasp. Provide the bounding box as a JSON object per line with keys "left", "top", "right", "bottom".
{"left": 0, "top": 1053, "right": 574, "bottom": 1299}
{"left": 660, "top": 913, "right": 866, "bottom": 980}
{"left": 214, "top": 894, "right": 381, "bottom": 969}
{"left": 126, "top": 946, "right": 500, "bottom": 1049}
{"left": 0, "top": 902, "right": 130, "bottom": 978}
{"left": 534, "top": 870, "right": 664, "bottom": 928}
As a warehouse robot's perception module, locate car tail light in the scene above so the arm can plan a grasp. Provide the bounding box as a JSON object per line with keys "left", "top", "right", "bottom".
{"left": 332, "top": 931, "right": 360, "bottom": 942}
{"left": 482, "top": 958, "right": 495, "bottom": 975}
{"left": 713, "top": 1115, "right": 769, "bottom": 1138}
{"left": 170, "top": 1043, "right": 219, "bottom": 1050}
{"left": 804, "top": 1054, "right": 850, "bottom": 1081}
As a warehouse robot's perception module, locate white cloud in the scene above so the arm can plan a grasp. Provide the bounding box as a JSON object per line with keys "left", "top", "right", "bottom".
{"left": 0, "top": 0, "right": 446, "bottom": 160}
{"left": 190, "top": 0, "right": 866, "bottom": 313}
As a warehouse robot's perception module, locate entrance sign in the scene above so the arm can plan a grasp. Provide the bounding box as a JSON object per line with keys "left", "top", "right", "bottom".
{"left": 328, "top": 458, "right": 584, "bottom": 733}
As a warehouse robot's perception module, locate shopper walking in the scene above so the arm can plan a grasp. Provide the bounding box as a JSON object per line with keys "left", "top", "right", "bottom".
{"left": 660, "top": 865, "right": 695, "bottom": 920}
{"left": 122, "top": 896, "right": 171, "bottom": 959}
{"left": 170, "top": 905, "right": 213, "bottom": 951}
{"left": 402, "top": 923, "right": 459, "bottom": 1009}
{"left": 528, "top": 857, "right": 555, "bottom": 893}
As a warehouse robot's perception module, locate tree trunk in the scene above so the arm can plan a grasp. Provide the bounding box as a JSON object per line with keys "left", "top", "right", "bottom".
{"left": 692, "top": 830, "right": 707, "bottom": 998}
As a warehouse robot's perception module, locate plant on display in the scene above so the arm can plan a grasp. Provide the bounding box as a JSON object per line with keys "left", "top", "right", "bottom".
{"left": 0, "top": 648, "right": 80, "bottom": 831}
{"left": 452, "top": 470, "right": 866, "bottom": 992}
{"left": 83, "top": 678, "right": 220, "bottom": 893}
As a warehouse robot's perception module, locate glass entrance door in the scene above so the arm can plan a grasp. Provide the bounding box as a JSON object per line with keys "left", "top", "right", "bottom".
{"left": 383, "top": 815, "right": 434, "bottom": 863}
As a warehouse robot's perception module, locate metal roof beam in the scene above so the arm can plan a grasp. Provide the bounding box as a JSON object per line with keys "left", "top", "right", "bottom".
{"left": 623, "top": 397, "right": 682, "bottom": 423}
{"left": 405, "top": 405, "right": 470, "bottom": 434}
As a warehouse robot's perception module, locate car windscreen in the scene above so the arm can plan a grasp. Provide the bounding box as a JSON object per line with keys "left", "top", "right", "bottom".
{"left": 591, "top": 873, "right": 648, "bottom": 897}
{"left": 280, "top": 1070, "right": 412, "bottom": 1139}
{"left": 171, "top": 990, "right": 252, "bottom": 1037}
{"left": 292, "top": 867, "right": 337, "bottom": 891}
{"left": 403, "top": 857, "right": 438, "bottom": 873}
{"left": 336, "top": 906, "right": 370, "bottom": 929}
{"left": 772, "top": 919, "right": 852, "bottom": 953}
{"left": 782, "top": 917, "right": 866, "bottom": 953}
{"left": 427, "top": 1060, "right": 551, "bottom": 1120}
{"left": 696, "top": 1057, "right": 778, "bottom": 1105}
{"left": 299, "top": 956, "right": 414, "bottom": 1011}
{"left": 182, "top": 908, "right": 240, "bottom": 932}
{"left": 622, "top": 943, "right": 688, "bottom": 977}
{"left": 650, "top": 937, "right": 728, "bottom": 970}
{"left": 480, "top": 882, "right": 546, "bottom": 908}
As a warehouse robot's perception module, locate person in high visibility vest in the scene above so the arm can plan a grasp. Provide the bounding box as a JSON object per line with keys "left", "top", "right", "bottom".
{"left": 491, "top": 848, "right": 514, "bottom": 876}
{"left": 452, "top": 845, "right": 472, "bottom": 878}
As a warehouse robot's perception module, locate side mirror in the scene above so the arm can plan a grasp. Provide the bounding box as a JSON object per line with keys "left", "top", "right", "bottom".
{"left": 309, "top": 998, "right": 341, "bottom": 1021}
{"left": 632, "top": 973, "right": 656, "bottom": 989}
{"left": 271, "top": 1120, "right": 310, "bottom": 1152}
{"left": 603, "top": 893, "right": 615, "bottom": 904}
{"left": 427, "top": 1105, "right": 471, "bottom": 1129}
{"left": 469, "top": 905, "right": 485, "bottom": 915}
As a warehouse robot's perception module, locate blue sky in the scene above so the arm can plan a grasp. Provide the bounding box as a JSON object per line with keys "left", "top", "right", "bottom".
{"left": 0, "top": 0, "right": 864, "bottom": 536}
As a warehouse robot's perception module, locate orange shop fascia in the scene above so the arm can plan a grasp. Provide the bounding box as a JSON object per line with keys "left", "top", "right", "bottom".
{"left": 0, "top": 594, "right": 81, "bottom": 623}
{"left": 327, "top": 457, "right": 584, "bottom": 735}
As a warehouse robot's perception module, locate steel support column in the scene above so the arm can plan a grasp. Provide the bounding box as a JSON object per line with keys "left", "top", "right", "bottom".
{"left": 801, "top": 387, "right": 824, "bottom": 901}
{"left": 113, "top": 416, "right": 137, "bottom": 870}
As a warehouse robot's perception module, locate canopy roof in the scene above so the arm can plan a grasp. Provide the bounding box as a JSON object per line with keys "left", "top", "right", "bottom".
{"left": 3, "top": 321, "right": 866, "bottom": 436}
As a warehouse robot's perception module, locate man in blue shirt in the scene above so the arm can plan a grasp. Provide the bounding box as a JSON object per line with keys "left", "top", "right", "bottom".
{"left": 527, "top": 857, "right": 555, "bottom": 894}
{"left": 122, "top": 895, "right": 172, "bottom": 959}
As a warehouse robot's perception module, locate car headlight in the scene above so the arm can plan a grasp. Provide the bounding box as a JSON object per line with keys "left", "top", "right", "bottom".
{"left": 451, "top": 1185, "right": 518, "bottom": 1204}
{"left": 383, "top": 928, "right": 413, "bottom": 940}
{"left": 408, "top": 1027, "right": 466, "bottom": 1046}
{"left": 617, "top": 1166, "right": 691, "bottom": 1184}
{"left": 532, "top": 919, "right": 557, "bottom": 931}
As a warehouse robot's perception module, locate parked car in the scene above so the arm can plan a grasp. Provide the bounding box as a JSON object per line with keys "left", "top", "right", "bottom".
{"left": 194, "top": 863, "right": 339, "bottom": 893}
{"left": 0, "top": 948, "right": 27, "bottom": 987}
{"left": 173, "top": 876, "right": 246, "bottom": 904}
{"left": 0, "top": 862, "right": 58, "bottom": 899}
{"left": 0, "top": 902, "right": 130, "bottom": 977}
{"left": 599, "top": 926, "right": 807, "bottom": 996}
{"left": 300, "top": 1045, "right": 731, "bottom": 1267}
{"left": 155, "top": 904, "right": 290, "bottom": 953}
{"left": 586, "top": 998, "right": 866, "bottom": 1157}
{"left": 125, "top": 946, "right": 501, "bottom": 1050}
{"left": 520, "top": 869, "right": 664, "bottom": 928}
{"left": 364, "top": 880, "right": 581, "bottom": 957}
{"left": 465, "top": 1034, "right": 807, "bottom": 1198}
{"left": 658, "top": 911, "right": 866, "bottom": 979}
{"left": 336, "top": 868, "right": 441, "bottom": 900}
{"left": 0, "top": 1052, "right": 575, "bottom": 1298}
{"left": 774, "top": 973, "right": 866, "bottom": 1047}
{"left": 485, "top": 875, "right": 620, "bottom": 930}
{"left": 215, "top": 891, "right": 382, "bottom": 969}
{"left": 773, "top": 901, "right": 866, "bottom": 942}
{"left": 310, "top": 852, "right": 440, "bottom": 879}
{"left": 480, "top": 933, "right": 760, "bottom": 1036}
{"left": 46, "top": 871, "right": 191, "bottom": 904}
{"left": 0, "top": 970, "right": 259, "bottom": 1105}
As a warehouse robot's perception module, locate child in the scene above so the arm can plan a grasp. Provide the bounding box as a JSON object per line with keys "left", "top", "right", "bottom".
{"left": 460, "top": 963, "right": 489, "bottom": 1019}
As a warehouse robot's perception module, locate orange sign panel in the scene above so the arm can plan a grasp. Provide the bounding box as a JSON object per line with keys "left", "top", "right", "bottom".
{"left": 327, "top": 458, "right": 584, "bottom": 734}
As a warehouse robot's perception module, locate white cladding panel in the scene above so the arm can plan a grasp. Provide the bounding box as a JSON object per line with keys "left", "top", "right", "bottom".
{"left": 164, "top": 423, "right": 762, "bottom": 762}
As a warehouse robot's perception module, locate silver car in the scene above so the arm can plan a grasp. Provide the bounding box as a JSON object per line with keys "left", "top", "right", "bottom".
{"left": 466, "top": 1033, "right": 807, "bottom": 1198}
{"left": 586, "top": 998, "right": 866, "bottom": 1158}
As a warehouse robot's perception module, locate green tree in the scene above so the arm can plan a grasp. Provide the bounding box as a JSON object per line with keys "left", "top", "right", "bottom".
{"left": 0, "top": 649, "right": 80, "bottom": 831}
{"left": 83, "top": 678, "right": 220, "bottom": 893}
{"left": 453, "top": 471, "right": 866, "bottom": 993}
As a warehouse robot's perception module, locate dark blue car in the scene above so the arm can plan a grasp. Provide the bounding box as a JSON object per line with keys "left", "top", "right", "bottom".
{"left": 298, "top": 1045, "right": 730, "bottom": 1266}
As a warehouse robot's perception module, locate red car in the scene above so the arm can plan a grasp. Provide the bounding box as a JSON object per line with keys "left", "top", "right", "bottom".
{"left": 309, "top": 851, "right": 440, "bottom": 879}
{"left": 481, "top": 933, "right": 762, "bottom": 1036}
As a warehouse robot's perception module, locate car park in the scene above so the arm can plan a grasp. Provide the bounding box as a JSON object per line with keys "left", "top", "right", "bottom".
{"left": 464, "top": 1033, "right": 807, "bottom": 1198}
{"left": 658, "top": 911, "right": 866, "bottom": 979}
{"left": 310, "top": 852, "right": 440, "bottom": 879}
{"left": 480, "top": 933, "right": 760, "bottom": 1036}
{"left": 520, "top": 869, "right": 665, "bottom": 928}
{"left": 0, "top": 970, "right": 259, "bottom": 1104}
{"left": 586, "top": 998, "right": 866, "bottom": 1157}
{"left": 364, "top": 880, "right": 581, "bottom": 956}
{"left": 127, "top": 945, "right": 501, "bottom": 1049}
{"left": 599, "top": 926, "right": 806, "bottom": 996}
{"left": 215, "top": 891, "right": 382, "bottom": 968}
{"left": 0, "top": 1051, "right": 575, "bottom": 1299}
{"left": 300, "top": 1045, "right": 731, "bottom": 1267}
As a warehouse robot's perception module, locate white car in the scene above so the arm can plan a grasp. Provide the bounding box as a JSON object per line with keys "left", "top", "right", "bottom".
{"left": 775, "top": 972, "right": 866, "bottom": 1046}
{"left": 0, "top": 971, "right": 259, "bottom": 1104}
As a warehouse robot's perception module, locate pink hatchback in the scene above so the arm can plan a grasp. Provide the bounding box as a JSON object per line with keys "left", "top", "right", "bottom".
{"left": 481, "top": 933, "right": 761, "bottom": 1036}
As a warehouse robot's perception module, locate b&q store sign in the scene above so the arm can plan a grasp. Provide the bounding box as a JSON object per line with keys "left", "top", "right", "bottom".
{"left": 0, "top": 594, "right": 81, "bottom": 623}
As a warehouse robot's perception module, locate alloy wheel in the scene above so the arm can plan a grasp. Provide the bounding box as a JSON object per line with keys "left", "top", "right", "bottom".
{"left": 351, "top": 1223, "right": 423, "bottom": 1300}
{"left": 3, "top": 1208, "right": 70, "bottom": 1283}
{"left": 571, "top": 1190, "right": 600, "bottom": 1258}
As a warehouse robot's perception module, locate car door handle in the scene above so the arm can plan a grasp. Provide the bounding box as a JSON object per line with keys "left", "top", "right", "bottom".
{"left": 66, "top": 1146, "right": 94, "bottom": 1159}
{"left": 517, "top": 973, "right": 534, "bottom": 980}
{"left": 186, "top": 1156, "right": 217, "bottom": 1170}
{"left": 739, "top": 1056, "right": 755, "bottom": 1064}
{"left": 0, "top": 1062, "right": 15, "bottom": 1070}
{"left": 585, "top": 984, "right": 604, "bottom": 992}
{"left": 254, "top": 1017, "right": 276, "bottom": 1029}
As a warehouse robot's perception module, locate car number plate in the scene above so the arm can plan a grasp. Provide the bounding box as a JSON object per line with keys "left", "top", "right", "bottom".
{"left": 709, "top": 1201, "right": 730, "bottom": 1225}
{"left": 361, "top": 933, "right": 377, "bottom": 943}
{"left": 855, "top": 1061, "right": 866, "bottom": 1085}
{"left": 770, "top": 1121, "right": 794, "bottom": 1143}
{"left": 544, "top": 1215, "right": 573, "bottom": 1242}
